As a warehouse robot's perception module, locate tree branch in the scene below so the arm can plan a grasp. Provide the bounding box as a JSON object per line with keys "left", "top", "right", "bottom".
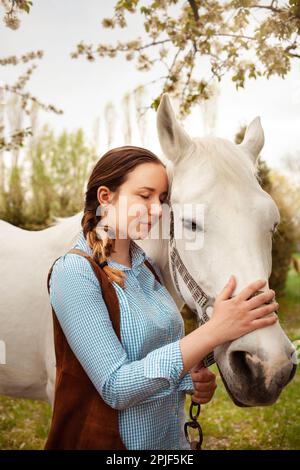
{"left": 181, "top": 48, "right": 197, "bottom": 102}
{"left": 250, "top": 3, "right": 283, "bottom": 13}
{"left": 285, "top": 51, "right": 300, "bottom": 59}
{"left": 285, "top": 43, "right": 300, "bottom": 59}
{"left": 135, "top": 39, "right": 172, "bottom": 51}
{"left": 187, "top": 0, "right": 199, "bottom": 21}
{"left": 213, "top": 33, "right": 255, "bottom": 41}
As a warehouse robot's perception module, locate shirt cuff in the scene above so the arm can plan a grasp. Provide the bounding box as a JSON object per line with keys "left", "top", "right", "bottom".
{"left": 177, "top": 371, "right": 194, "bottom": 394}
{"left": 143, "top": 339, "right": 186, "bottom": 389}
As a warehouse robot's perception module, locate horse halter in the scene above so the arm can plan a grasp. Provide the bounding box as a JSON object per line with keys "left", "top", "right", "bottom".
{"left": 169, "top": 205, "right": 216, "bottom": 368}
{"left": 169, "top": 204, "right": 215, "bottom": 450}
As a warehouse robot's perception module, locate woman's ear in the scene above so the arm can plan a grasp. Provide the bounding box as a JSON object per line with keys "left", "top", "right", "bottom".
{"left": 97, "top": 186, "right": 111, "bottom": 205}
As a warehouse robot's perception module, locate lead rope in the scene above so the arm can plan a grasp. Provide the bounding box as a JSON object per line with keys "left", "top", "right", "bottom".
{"left": 169, "top": 205, "right": 216, "bottom": 450}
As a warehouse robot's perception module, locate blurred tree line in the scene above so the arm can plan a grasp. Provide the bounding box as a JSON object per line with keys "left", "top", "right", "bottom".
{"left": 0, "top": 129, "right": 95, "bottom": 230}
{"left": 0, "top": 106, "right": 97, "bottom": 229}
{"left": 0, "top": 87, "right": 151, "bottom": 229}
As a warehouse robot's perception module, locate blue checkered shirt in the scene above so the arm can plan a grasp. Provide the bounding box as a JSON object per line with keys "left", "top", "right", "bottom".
{"left": 48, "top": 229, "right": 194, "bottom": 450}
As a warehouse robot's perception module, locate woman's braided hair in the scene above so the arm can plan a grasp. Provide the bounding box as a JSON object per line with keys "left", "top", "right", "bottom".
{"left": 81, "top": 145, "right": 165, "bottom": 289}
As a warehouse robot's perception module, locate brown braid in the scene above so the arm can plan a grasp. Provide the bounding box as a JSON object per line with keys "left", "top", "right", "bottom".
{"left": 81, "top": 209, "right": 127, "bottom": 289}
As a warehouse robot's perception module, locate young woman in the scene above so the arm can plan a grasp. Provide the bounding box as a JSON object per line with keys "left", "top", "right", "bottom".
{"left": 45, "top": 145, "right": 278, "bottom": 450}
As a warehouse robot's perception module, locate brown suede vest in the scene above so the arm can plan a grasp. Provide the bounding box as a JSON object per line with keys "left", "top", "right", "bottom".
{"left": 44, "top": 247, "right": 162, "bottom": 450}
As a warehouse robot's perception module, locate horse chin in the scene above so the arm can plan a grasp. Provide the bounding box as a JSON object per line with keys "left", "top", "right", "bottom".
{"left": 217, "top": 363, "right": 251, "bottom": 407}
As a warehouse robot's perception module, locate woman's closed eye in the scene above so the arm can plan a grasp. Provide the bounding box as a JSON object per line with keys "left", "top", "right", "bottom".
{"left": 140, "top": 194, "right": 166, "bottom": 204}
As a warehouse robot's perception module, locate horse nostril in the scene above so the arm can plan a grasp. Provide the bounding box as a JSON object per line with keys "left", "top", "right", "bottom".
{"left": 229, "top": 351, "right": 256, "bottom": 378}
{"left": 229, "top": 351, "right": 297, "bottom": 385}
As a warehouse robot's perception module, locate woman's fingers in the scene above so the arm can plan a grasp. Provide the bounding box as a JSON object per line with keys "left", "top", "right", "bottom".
{"left": 245, "top": 289, "right": 275, "bottom": 310}
{"left": 193, "top": 381, "right": 217, "bottom": 393}
{"left": 250, "top": 313, "right": 278, "bottom": 330}
{"left": 215, "top": 275, "right": 236, "bottom": 301}
{"left": 192, "top": 397, "right": 211, "bottom": 404}
{"left": 191, "top": 388, "right": 216, "bottom": 404}
{"left": 249, "top": 301, "right": 279, "bottom": 320}
{"left": 236, "top": 279, "right": 267, "bottom": 302}
{"left": 191, "top": 367, "right": 215, "bottom": 382}
{"left": 193, "top": 388, "right": 216, "bottom": 397}
{"left": 191, "top": 366, "right": 217, "bottom": 404}
{"left": 247, "top": 301, "right": 279, "bottom": 331}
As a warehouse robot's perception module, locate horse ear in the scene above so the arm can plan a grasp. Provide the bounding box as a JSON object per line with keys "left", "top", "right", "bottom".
{"left": 238, "top": 116, "right": 265, "bottom": 163}
{"left": 156, "top": 93, "right": 194, "bottom": 165}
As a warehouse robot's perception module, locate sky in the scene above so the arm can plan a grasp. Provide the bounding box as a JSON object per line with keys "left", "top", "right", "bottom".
{"left": 1, "top": 0, "right": 299, "bottom": 170}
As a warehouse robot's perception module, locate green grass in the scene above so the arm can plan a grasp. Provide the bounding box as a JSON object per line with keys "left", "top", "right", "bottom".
{"left": 0, "top": 254, "right": 299, "bottom": 449}
{"left": 277, "top": 252, "right": 300, "bottom": 341}
{"left": 0, "top": 396, "right": 51, "bottom": 450}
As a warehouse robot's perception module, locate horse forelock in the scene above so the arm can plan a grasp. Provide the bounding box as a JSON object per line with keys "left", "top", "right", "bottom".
{"left": 190, "top": 136, "right": 260, "bottom": 188}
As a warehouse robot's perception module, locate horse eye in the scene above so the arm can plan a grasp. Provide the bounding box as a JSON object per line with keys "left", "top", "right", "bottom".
{"left": 182, "top": 219, "right": 202, "bottom": 232}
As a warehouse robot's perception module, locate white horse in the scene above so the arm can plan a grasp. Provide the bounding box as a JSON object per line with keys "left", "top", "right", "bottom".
{"left": 0, "top": 93, "right": 296, "bottom": 409}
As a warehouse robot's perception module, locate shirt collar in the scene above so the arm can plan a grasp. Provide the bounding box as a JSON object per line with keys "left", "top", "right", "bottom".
{"left": 74, "top": 229, "right": 147, "bottom": 274}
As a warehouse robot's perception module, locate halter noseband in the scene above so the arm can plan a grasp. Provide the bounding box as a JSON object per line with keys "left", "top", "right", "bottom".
{"left": 169, "top": 205, "right": 215, "bottom": 367}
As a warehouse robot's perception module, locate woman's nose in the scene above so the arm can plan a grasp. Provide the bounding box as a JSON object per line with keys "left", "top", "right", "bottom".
{"left": 150, "top": 201, "right": 163, "bottom": 219}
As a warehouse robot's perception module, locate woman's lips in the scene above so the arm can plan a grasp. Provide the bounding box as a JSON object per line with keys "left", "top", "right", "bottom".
{"left": 140, "top": 221, "right": 152, "bottom": 228}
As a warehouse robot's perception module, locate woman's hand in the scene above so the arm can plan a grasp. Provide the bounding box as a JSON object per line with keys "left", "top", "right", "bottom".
{"left": 209, "top": 275, "right": 279, "bottom": 346}
{"left": 190, "top": 362, "right": 217, "bottom": 405}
